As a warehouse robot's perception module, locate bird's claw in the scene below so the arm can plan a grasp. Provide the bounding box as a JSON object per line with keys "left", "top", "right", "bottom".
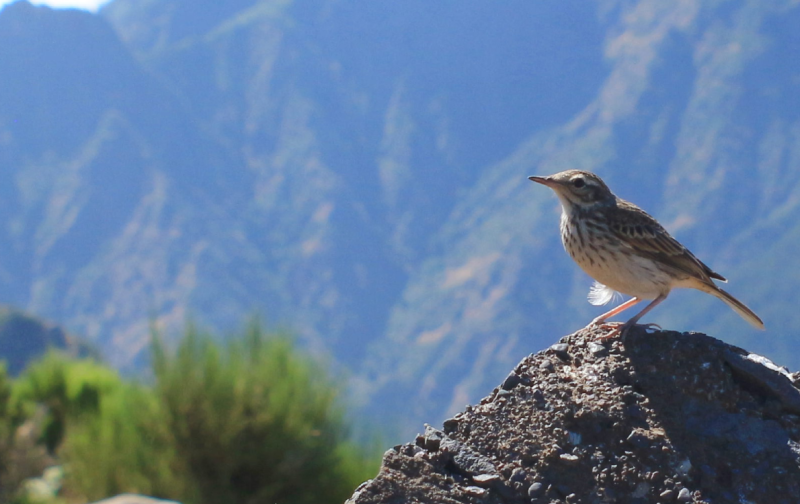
{"left": 590, "top": 319, "right": 624, "bottom": 340}
{"left": 593, "top": 321, "right": 661, "bottom": 341}
{"left": 599, "top": 325, "right": 624, "bottom": 340}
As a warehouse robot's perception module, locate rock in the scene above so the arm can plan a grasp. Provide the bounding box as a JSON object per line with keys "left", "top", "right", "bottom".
{"left": 527, "top": 481, "right": 544, "bottom": 497}
{"left": 627, "top": 429, "right": 650, "bottom": 448}
{"left": 509, "top": 467, "right": 526, "bottom": 483}
{"left": 676, "top": 458, "right": 692, "bottom": 477}
{"left": 588, "top": 341, "right": 608, "bottom": 356}
{"left": 660, "top": 488, "right": 675, "bottom": 500}
{"left": 90, "top": 495, "right": 181, "bottom": 504}
{"left": 472, "top": 474, "right": 500, "bottom": 486}
{"left": 549, "top": 342, "right": 570, "bottom": 361}
{"left": 20, "top": 465, "right": 63, "bottom": 502}
{"left": 494, "top": 388, "right": 512, "bottom": 400}
{"left": 442, "top": 417, "right": 459, "bottom": 433}
{"left": 723, "top": 350, "right": 800, "bottom": 415}
{"left": 345, "top": 326, "right": 800, "bottom": 503}
{"left": 420, "top": 425, "right": 443, "bottom": 451}
{"left": 463, "top": 486, "right": 486, "bottom": 496}
{"left": 559, "top": 453, "right": 580, "bottom": 465}
{"left": 632, "top": 482, "right": 650, "bottom": 498}
{"left": 501, "top": 372, "right": 522, "bottom": 390}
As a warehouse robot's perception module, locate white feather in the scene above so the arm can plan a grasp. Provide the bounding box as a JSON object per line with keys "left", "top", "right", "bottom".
{"left": 587, "top": 281, "right": 621, "bottom": 306}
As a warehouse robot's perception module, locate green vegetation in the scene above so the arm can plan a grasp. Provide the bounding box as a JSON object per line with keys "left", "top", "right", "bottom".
{"left": 13, "top": 354, "right": 122, "bottom": 452}
{"left": 0, "top": 322, "right": 379, "bottom": 504}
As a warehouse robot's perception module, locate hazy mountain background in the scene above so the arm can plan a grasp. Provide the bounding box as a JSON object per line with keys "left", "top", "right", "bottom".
{"left": 0, "top": 0, "right": 799, "bottom": 439}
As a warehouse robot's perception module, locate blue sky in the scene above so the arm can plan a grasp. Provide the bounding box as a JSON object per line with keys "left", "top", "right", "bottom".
{"left": 0, "top": 0, "right": 110, "bottom": 11}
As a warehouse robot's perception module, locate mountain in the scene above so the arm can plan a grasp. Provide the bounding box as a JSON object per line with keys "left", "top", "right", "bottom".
{"left": 0, "top": 306, "right": 92, "bottom": 375}
{"left": 0, "top": 0, "right": 799, "bottom": 438}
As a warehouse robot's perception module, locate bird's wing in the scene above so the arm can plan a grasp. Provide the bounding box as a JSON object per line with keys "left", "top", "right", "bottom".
{"left": 608, "top": 201, "right": 726, "bottom": 283}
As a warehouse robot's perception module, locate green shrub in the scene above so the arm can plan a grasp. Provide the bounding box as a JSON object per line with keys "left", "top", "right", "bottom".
{"left": 11, "top": 352, "right": 122, "bottom": 452}
{"left": 40, "top": 321, "right": 379, "bottom": 504}
{"left": 57, "top": 382, "right": 187, "bottom": 501}
{"left": 150, "top": 321, "right": 376, "bottom": 504}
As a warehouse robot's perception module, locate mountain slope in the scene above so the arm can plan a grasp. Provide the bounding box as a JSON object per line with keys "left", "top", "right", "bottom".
{"left": 0, "top": 0, "right": 798, "bottom": 437}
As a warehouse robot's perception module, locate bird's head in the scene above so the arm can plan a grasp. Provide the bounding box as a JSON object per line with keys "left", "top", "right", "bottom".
{"left": 528, "top": 170, "right": 613, "bottom": 210}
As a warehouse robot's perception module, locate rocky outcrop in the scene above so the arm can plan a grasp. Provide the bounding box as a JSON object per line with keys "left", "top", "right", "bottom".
{"left": 347, "top": 326, "right": 800, "bottom": 504}
{"left": 91, "top": 494, "right": 181, "bottom": 504}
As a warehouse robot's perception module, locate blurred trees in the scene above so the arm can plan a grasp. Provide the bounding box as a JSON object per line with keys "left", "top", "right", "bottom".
{"left": 0, "top": 322, "right": 378, "bottom": 503}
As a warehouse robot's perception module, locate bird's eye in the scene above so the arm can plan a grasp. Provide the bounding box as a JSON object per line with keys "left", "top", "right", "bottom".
{"left": 572, "top": 178, "right": 585, "bottom": 188}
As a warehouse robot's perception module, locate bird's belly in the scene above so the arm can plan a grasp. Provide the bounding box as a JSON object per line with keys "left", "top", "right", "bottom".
{"left": 565, "top": 237, "right": 673, "bottom": 300}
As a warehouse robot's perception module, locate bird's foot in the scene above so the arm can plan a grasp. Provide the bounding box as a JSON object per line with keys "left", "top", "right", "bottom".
{"left": 598, "top": 324, "right": 624, "bottom": 340}
{"left": 590, "top": 319, "right": 624, "bottom": 340}
{"left": 592, "top": 320, "right": 660, "bottom": 340}
{"left": 589, "top": 315, "right": 621, "bottom": 328}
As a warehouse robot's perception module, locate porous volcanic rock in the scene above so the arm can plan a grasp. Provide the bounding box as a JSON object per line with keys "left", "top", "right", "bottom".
{"left": 347, "top": 326, "right": 800, "bottom": 504}
{"left": 90, "top": 495, "right": 181, "bottom": 504}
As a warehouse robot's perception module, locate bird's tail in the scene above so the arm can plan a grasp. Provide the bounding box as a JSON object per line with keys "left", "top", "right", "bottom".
{"left": 709, "top": 287, "right": 765, "bottom": 330}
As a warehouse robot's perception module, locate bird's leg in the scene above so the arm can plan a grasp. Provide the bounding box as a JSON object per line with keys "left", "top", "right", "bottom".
{"left": 591, "top": 297, "right": 642, "bottom": 327}
{"left": 607, "top": 293, "right": 669, "bottom": 340}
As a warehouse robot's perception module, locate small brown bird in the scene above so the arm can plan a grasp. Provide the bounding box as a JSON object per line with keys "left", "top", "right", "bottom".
{"left": 530, "top": 170, "right": 764, "bottom": 335}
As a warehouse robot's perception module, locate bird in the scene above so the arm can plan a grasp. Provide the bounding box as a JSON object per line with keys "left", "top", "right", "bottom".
{"left": 529, "top": 169, "right": 764, "bottom": 336}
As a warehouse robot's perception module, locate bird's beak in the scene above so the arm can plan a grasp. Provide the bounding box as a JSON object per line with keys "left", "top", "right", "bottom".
{"left": 528, "top": 175, "right": 555, "bottom": 187}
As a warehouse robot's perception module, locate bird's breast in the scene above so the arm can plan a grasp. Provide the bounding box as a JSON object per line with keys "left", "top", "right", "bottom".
{"left": 560, "top": 212, "right": 672, "bottom": 299}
